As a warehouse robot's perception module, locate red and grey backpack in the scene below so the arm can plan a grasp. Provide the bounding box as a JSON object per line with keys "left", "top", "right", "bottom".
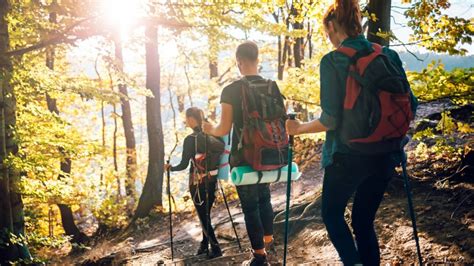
{"left": 230, "top": 77, "right": 289, "bottom": 171}
{"left": 336, "top": 43, "right": 414, "bottom": 154}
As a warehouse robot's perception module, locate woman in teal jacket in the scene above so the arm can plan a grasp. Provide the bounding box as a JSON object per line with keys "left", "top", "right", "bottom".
{"left": 286, "top": 0, "right": 417, "bottom": 265}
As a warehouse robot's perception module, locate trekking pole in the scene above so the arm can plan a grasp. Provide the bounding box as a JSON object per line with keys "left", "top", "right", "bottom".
{"left": 218, "top": 179, "right": 243, "bottom": 252}
{"left": 166, "top": 159, "right": 174, "bottom": 261}
{"left": 283, "top": 113, "right": 296, "bottom": 266}
{"left": 400, "top": 138, "right": 423, "bottom": 265}
{"left": 204, "top": 133, "right": 211, "bottom": 256}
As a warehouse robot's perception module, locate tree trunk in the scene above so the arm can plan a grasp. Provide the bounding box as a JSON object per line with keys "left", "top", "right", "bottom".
{"left": 177, "top": 95, "right": 185, "bottom": 113}
{"left": 293, "top": 28, "right": 303, "bottom": 68}
{"left": 307, "top": 21, "right": 312, "bottom": 59}
{"left": 114, "top": 37, "right": 137, "bottom": 204}
{"left": 46, "top": 9, "right": 88, "bottom": 245}
{"left": 0, "top": 0, "right": 32, "bottom": 261}
{"left": 134, "top": 24, "right": 164, "bottom": 219}
{"left": 279, "top": 36, "right": 289, "bottom": 80}
{"left": 208, "top": 59, "right": 218, "bottom": 120}
{"left": 290, "top": 4, "right": 304, "bottom": 68}
{"left": 292, "top": 7, "right": 304, "bottom": 68}
{"left": 287, "top": 36, "right": 293, "bottom": 67}
{"left": 183, "top": 63, "right": 193, "bottom": 106}
{"left": 277, "top": 34, "right": 283, "bottom": 80}
{"left": 274, "top": 9, "right": 285, "bottom": 81}
{"left": 107, "top": 70, "right": 121, "bottom": 197}
{"left": 367, "top": 0, "right": 391, "bottom": 46}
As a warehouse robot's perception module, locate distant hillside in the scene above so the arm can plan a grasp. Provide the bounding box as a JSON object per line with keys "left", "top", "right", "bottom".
{"left": 398, "top": 51, "right": 474, "bottom": 71}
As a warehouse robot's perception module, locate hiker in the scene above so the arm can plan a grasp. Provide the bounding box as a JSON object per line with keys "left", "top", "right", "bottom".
{"left": 203, "top": 41, "right": 287, "bottom": 266}
{"left": 285, "top": 0, "right": 418, "bottom": 265}
{"left": 164, "top": 107, "right": 223, "bottom": 259}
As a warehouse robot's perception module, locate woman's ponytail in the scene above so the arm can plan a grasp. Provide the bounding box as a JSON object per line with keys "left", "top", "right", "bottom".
{"left": 324, "top": 0, "right": 362, "bottom": 37}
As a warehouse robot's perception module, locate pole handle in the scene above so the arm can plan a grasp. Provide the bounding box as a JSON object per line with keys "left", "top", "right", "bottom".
{"left": 288, "top": 113, "right": 296, "bottom": 145}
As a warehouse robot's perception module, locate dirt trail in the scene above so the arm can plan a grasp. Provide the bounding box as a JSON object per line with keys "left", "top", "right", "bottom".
{"left": 70, "top": 101, "right": 473, "bottom": 265}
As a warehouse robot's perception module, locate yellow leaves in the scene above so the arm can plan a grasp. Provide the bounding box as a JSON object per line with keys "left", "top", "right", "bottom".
{"left": 362, "top": 10, "right": 378, "bottom": 22}
{"left": 370, "top": 13, "right": 378, "bottom": 22}
{"left": 406, "top": 0, "right": 473, "bottom": 55}
{"left": 457, "top": 122, "right": 474, "bottom": 134}
{"left": 276, "top": 0, "right": 286, "bottom": 7}
{"left": 436, "top": 111, "right": 456, "bottom": 134}
{"left": 409, "top": 62, "right": 473, "bottom": 104}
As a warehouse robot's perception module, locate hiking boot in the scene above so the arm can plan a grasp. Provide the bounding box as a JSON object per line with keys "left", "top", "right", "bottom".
{"left": 264, "top": 240, "right": 279, "bottom": 264}
{"left": 242, "top": 253, "right": 269, "bottom": 266}
{"left": 208, "top": 244, "right": 223, "bottom": 259}
{"left": 196, "top": 241, "right": 208, "bottom": 256}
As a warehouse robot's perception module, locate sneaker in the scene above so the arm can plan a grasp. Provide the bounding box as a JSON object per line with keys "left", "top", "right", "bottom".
{"left": 264, "top": 240, "right": 279, "bottom": 264}
{"left": 196, "top": 241, "right": 208, "bottom": 256}
{"left": 208, "top": 244, "right": 223, "bottom": 259}
{"left": 242, "top": 253, "right": 269, "bottom": 266}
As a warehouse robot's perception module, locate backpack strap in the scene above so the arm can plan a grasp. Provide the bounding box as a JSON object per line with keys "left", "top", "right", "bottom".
{"left": 267, "top": 79, "right": 273, "bottom": 95}
{"left": 356, "top": 43, "right": 383, "bottom": 75}
{"left": 336, "top": 43, "right": 384, "bottom": 110}
{"left": 336, "top": 46, "right": 357, "bottom": 57}
{"left": 336, "top": 43, "right": 383, "bottom": 69}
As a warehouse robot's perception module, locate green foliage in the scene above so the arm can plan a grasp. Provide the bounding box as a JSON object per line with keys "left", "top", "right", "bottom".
{"left": 413, "top": 112, "right": 470, "bottom": 160}
{"left": 436, "top": 111, "right": 457, "bottom": 134}
{"left": 279, "top": 57, "right": 322, "bottom": 109}
{"left": 93, "top": 195, "right": 129, "bottom": 228}
{"left": 408, "top": 61, "right": 473, "bottom": 104}
{"left": 404, "top": 0, "right": 473, "bottom": 55}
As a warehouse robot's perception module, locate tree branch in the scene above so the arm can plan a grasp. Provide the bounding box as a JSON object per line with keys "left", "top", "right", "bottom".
{"left": 288, "top": 97, "right": 319, "bottom": 106}
{"left": 5, "top": 16, "right": 190, "bottom": 57}
{"left": 5, "top": 17, "right": 97, "bottom": 56}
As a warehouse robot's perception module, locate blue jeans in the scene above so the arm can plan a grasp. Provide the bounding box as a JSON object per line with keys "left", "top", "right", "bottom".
{"left": 236, "top": 183, "right": 274, "bottom": 250}
{"left": 322, "top": 153, "right": 396, "bottom": 266}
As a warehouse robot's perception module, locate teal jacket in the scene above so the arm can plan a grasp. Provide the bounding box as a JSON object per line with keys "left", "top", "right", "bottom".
{"left": 319, "top": 35, "right": 418, "bottom": 168}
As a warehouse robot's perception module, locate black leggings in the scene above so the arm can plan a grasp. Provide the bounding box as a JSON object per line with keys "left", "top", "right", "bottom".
{"left": 190, "top": 180, "right": 219, "bottom": 247}
{"left": 322, "top": 153, "right": 395, "bottom": 266}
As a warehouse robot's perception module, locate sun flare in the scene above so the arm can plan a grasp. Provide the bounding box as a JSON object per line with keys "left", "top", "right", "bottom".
{"left": 101, "top": 0, "right": 144, "bottom": 38}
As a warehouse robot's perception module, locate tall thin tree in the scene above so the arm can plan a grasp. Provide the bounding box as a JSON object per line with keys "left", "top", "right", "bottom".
{"left": 45, "top": 7, "right": 88, "bottom": 245}
{"left": 134, "top": 24, "right": 165, "bottom": 219}
{"left": 113, "top": 35, "right": 138, "bottom": 205}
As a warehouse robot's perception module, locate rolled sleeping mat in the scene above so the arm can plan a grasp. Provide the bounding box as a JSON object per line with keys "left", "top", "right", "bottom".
{"left": 217, "top": 133, "right": 231, "bottom": 181}
{"left": 231, "top": 162, "right": 301, "bottom": 186}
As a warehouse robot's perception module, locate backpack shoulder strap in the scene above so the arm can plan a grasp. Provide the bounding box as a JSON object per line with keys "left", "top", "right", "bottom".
{"left": 267, "top": 79, "right": 273, "bottom": 95}
{"left": 356, "top": 43, "right": 383, "bottom": 75}
{"left": 336, "top": 46, "right": 357, "bottom": 58}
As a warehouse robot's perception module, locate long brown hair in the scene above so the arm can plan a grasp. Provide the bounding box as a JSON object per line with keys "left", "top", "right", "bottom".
{"left": 185, "top": 107, "right": 205, "bottom": 128}
{"left": 323, "top": 0, "right": 362, "bottom": 37}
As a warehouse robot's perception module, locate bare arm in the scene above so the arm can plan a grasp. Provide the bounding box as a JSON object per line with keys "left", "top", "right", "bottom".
{"left": 202, "top": 103, "right": 233, "bottom": 137}
{"left": 286, "top": 118, "right": 329, "bottom": 135}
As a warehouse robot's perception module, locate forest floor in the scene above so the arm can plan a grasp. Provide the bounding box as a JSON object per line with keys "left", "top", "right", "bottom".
{"left": 62, "top": 101, "right": 474, "bottom": 265}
